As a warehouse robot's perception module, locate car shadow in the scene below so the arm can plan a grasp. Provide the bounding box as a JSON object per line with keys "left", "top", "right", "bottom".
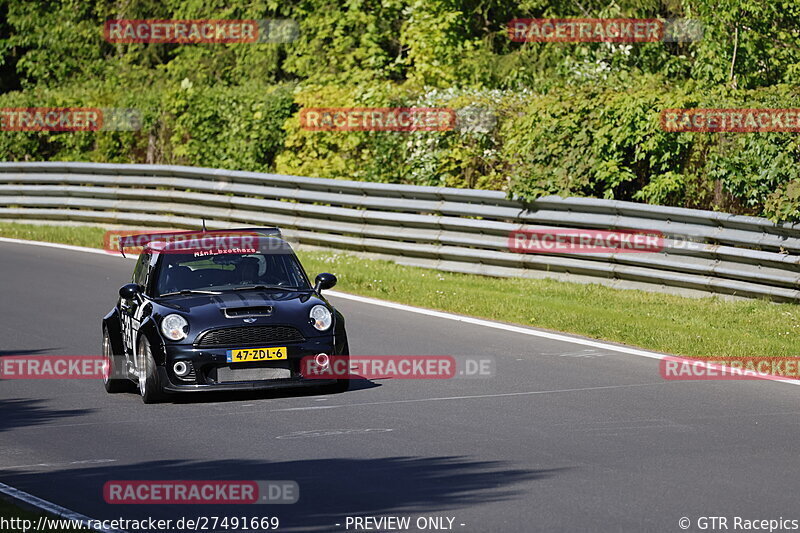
{"left": 0, "top": 398, "right": 96, "bottom": 433}
{"left": 0, "top": 348, "right": 60, "bottom": 356}
{"left": 166, "top": 376, "right": 381, "bottom": 405}
{"left": 0, "top": 457, "right": 567, "bottom": 532}
{"left": 342, "top": 377, "right": 380, "bottom": 392}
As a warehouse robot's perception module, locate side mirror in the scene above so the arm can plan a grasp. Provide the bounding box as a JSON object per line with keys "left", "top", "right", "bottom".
{"left": 119, "top": 283, "right": 142, "bottom": 300}
{"left": 314, "top": 273, "right": 337, "bottom": 293}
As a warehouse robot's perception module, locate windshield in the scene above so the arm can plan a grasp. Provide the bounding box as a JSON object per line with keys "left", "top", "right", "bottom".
{"left": 153, "top": 251, "right": 311, "bottom": 296}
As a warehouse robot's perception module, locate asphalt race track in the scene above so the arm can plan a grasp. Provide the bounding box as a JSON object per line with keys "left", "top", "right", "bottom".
{"left": 1, "top": 239, "right": 799, "bottom": 532}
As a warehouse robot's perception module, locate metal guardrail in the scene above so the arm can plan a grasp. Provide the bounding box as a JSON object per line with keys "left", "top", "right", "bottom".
{"left": 0, "top": 162, "right": 798, "bottom": 302}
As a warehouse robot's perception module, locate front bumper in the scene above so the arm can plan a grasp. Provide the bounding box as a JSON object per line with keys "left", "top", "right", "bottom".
{"left": 159, "top": 337, "right": 340, "bottom": 392}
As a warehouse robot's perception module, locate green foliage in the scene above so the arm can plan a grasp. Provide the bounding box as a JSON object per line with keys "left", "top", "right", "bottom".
{"left": 502, "top": 81, "right": 800, "bottom": 218}
{"left": 0, "top": 79, "right": 294, "bottom": 169}
{"left": 1, "top": 0, "right": 110, "bottom": 88}
{"left": 0, "top": 0, "right": 799, "bottom": 222}
{"left": 689, "top": 0, "right": 800, "bottom": 89}
{"left": 502, "top": 80, "right": 690, "bottom": 201}
{"left": 284, "top": 0, "right": 406, "bottom": 84}
{"left": 166, "top": 81, "right": 295, "bottom": 170}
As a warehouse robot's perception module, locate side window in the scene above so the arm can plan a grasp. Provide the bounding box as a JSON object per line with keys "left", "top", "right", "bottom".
{"left": 133, "top": 252, "right": 151, "bottom": 287}
{"left": 132, "top": 253, "right": 146, "bottom": 284}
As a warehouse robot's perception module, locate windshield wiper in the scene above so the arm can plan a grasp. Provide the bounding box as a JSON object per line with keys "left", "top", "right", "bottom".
{"left": 230, "top": 285, "right": 303, "bottom": 291}
{"left": 159, "top": 289, "right": 222, "bottom": 296}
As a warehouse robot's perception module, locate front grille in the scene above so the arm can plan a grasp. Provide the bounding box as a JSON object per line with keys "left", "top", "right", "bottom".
{"left": 216, "top": 366, "right": 292, "bottom": 383}
{"left": 195, "top": 325, "right": 305, "bottom": 347}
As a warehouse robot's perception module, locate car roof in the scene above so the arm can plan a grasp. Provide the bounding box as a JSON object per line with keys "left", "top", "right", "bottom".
{"left": 135, "top": 227, "right": 288, "bottom": 253}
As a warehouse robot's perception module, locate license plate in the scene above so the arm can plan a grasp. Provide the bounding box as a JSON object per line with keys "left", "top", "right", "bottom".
{"left": 227, "top": 347, "right": 287, "bottom": 363}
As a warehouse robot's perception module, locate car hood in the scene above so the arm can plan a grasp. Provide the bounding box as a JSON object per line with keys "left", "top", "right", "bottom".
{"left": 152, "top": 290, "right": 330, "bottom": 343}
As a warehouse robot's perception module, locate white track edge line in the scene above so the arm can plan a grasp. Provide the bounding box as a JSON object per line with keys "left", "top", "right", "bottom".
{"left": 3, "top": 236, "right": 798, "bottom": 388}
{"left": 0, "top": 480, "right": 127, "bottom": 533}
{"left": 0, "top": 237, "right": 121, "bottom": 257}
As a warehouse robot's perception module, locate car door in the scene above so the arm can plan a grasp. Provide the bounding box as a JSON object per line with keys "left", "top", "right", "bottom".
{"left": 120, "top": 251, "right": 151, "bottom": 370}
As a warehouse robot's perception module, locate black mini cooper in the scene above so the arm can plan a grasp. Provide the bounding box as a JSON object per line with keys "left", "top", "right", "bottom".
{"left": 101, "top": 228, "right": 349, "bottom": 403}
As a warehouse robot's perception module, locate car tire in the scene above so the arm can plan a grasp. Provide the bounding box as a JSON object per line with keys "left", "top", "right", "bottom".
{"left": 137, "top": 336, "right": 166, "bottom": 404}
{"left": 103, "top": 328, "right": 130, "bottom": 393}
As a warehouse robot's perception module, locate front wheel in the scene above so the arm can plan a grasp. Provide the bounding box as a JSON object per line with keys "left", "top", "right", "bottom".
{"left": 137, "top": 337, "right": 165, "bottom": 404}
{"left": 103, "top": 328, "right": 130, "bottom": 393}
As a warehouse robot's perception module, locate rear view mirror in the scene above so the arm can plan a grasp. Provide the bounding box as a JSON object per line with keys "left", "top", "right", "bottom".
{"left": 119, "top": 283, "right": 142, "bottom": 300}
{"left": 314, "top": 273, "right": 337, "bottom": 293}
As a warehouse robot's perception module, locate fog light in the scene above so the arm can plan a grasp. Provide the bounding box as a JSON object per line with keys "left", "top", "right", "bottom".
{"left": 314, "top": 353, "right": 330, "bottom": 368}
{"left": 173, "top": 361, "right": 190, "bottom": 377}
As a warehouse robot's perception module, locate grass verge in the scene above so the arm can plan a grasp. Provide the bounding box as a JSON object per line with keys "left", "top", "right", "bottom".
{"left": 0, "top": 498, "right": 91, "bottom": 532}
{"left": 0, "top": 221, "right": 797, "bottom": 358}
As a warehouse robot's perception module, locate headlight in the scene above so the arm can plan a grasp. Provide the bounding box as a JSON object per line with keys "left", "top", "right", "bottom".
{"left": 310, "top": 305, "right": 332, "bottom": 331}
{"left": 161, "top": 314, "right": 188, "bottom": 341}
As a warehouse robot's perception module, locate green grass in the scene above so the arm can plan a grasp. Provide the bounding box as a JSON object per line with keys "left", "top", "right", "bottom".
{"left": 0, "top": 499, "right": 91, "bottom": 532}
{"left": 1, "top": 221, "right": 797, "bottom": 358}
{"left": 0, "top": 222, "right": 107, "bottom": 248}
